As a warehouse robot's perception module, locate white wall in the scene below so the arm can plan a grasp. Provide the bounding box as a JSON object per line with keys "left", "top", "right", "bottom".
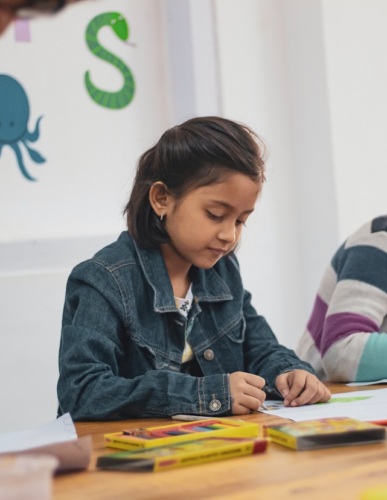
{"left": 213, "top": 0, "right": 337, "bottom": 343}
{"left": 0, "top": 0, "right": 168, "bottom": 240}
{"left": 0, "top": 237, "right": 113, "bottom": 430}
{"left": 1, "top": 0, "right": 387, "bottom": 432}
{"left": 213, "top": 0, "right": 387, "bottom": 346}
{"left": 215, "top": 0, "right": 307, "bottom": 345}
{"left": 0, "top": 0, "right": 170, "bottom": 432}
{"left": 322, "top": 0, "right": 387, "bottom": 238}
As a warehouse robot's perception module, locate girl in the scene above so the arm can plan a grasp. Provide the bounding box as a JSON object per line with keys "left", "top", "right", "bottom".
{"left": 57, "top": 116, "right": 330, "bottom": 420}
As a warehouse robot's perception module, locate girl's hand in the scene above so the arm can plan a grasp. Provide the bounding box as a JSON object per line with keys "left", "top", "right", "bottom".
{"left": 229, "top": 371, "right": 266, "bottom": 414}
{"left": 275, "top": 370, "right": 331, "bottom": 407}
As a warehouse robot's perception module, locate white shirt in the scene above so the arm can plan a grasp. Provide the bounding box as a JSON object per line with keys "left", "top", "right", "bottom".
{"left": 174, "top": 285, "right": 194, "bottom": 363}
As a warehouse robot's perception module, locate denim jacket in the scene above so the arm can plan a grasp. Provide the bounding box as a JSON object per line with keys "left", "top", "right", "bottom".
{"left": 57, "top": 231, "right": 314, "bottom": 420}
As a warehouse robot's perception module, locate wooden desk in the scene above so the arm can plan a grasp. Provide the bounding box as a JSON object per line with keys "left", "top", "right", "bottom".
{"left": 53, "top": 384, "right": 387, "bottom": 499}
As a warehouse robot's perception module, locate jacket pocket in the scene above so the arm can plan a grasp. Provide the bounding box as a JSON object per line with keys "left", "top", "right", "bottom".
{"left": 223, "top": 315, "right": 246, "bottom": 344}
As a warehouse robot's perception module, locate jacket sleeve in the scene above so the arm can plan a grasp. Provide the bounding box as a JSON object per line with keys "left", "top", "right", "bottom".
{"left": 57, "top": 262, "right": 231, "bottom": 420}
{"left": 241, "top": 289, "right": 316, "bottom": 397}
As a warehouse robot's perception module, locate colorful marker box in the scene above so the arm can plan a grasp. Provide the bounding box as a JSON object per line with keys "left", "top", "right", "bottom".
{"left": 98, "top": 436, "right": 268, "bottom": 471}
{"left": 104, "top": 418, "right": 261, "bottom": 450}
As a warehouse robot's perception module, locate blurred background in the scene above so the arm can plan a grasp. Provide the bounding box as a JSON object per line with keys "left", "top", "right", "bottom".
{"left": 0, "top": 0, "right": 386, "bottom": 431}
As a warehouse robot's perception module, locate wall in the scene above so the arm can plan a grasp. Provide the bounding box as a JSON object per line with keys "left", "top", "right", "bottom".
{"left": 0, "top": 0, "right": 168, "bottom": 240}
{"left": 0, "top": 0, "right": 169, "bottom": 431}
{"left": 213, "top": 0, "right": 337, "bottom": 343}
{"left": 0, "top": 236, "right": 113, "bottom": 430}
{"left": 321, "top": 0, "right": 387, "bottom": 238}
{"left": 213, "top": 0, "right": 386, "bottom": 344}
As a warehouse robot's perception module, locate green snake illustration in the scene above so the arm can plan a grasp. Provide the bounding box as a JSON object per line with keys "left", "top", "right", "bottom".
{"left": 85, "top": 12, "right": 135, "bottom": 109}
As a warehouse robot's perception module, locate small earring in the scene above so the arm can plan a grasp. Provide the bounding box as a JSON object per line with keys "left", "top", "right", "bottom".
{"left": 160, "top": 212, "right": 164, "bottom": 221}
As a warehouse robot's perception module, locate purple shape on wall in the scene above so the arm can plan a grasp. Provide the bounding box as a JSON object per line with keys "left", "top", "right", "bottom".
{"left": 14, "top": 18, "right": 31, "bottom": 42}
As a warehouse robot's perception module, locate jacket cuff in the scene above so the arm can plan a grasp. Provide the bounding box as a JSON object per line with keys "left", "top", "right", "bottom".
{"left": 197, "top": 373, "right": 232, "bottom": 415}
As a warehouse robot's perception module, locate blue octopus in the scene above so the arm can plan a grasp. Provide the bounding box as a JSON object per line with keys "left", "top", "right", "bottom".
{"left": 0, "top": 74, "right": 45, "bottom": 181}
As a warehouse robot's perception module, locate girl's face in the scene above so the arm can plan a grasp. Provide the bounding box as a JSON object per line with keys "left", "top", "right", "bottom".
{"left": 162, "top": 172, "right": 261, "bottom": 271}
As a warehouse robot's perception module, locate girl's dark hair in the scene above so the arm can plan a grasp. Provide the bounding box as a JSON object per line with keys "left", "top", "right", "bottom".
{"left": 124, "top": 116, "right": 266, "bottom": 248}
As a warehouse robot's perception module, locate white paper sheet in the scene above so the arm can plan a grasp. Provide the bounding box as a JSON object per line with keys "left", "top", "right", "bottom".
{"left": 0, "top": 413, "right": 76, "bottom": 453}
{"left": 259, "top": 388, "right": 387, "bottom": 422}
{"left": 346, "top": 379, "right": 387, "bottom": 387}
{"left": 0, "top": 413, "right": 91, "bottom": 471}
{"left": 20, "top": 436, "right": 92, "bottom": 472}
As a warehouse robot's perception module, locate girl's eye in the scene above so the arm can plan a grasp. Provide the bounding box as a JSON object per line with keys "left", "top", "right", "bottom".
{"left": 236, "top": 220, "right": 247, "bottom": 227}
{"left": 207, "top": 211, "right": 223, "bottom": 221}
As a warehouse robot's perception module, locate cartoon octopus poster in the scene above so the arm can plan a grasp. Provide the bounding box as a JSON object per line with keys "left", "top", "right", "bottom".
{"left": 0, "top": 74, "right": 45, "bottom": 181}
{"left": 1, "top": 10, "right": 136, "bottom": 183}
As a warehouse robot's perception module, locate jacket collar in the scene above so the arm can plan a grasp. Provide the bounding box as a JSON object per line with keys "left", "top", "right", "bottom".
{"left": 130, "top": 235, "right": 233, "bottom": 311}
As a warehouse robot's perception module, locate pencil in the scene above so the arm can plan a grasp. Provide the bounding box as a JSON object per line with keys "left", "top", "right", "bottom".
{"left": 369, "top": 420, "right": 387, "bottom": 426}
{"left": 172, "top": 415, "right": 217, "bottom": 421}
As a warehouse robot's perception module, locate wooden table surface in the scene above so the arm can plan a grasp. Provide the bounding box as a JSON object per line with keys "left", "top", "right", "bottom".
{"left": 53, "top": 384, "right": 387, "bottom": 500}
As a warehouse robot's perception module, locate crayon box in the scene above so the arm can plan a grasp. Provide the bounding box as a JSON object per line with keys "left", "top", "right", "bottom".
{"left": 104, "top": 418, "right": 260, "bottom": 450}
{"left": 265, "top": 416, "right": 386, "bottom": 450}
{"left": 98, "top": 436, "right": 268, "bottom": 471}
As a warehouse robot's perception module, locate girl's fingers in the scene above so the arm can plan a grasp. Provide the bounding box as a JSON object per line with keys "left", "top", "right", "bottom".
{"left": 276, "top": 371, "right": 332, "bottom": 408}
{"left": 288, "top": 380, "right": 331, "bottom": 407}
{"left": 234, "top": 393, "right": 266, "bottom": 412}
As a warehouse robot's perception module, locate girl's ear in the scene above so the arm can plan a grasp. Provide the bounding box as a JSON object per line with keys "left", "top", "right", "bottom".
{"left": 149, "top": 182, "right": 170, "bottom": 219}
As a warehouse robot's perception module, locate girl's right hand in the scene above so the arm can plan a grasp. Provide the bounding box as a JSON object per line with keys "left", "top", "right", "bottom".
{"left": 229, "top": 371, "right": 266, "bottom": 414}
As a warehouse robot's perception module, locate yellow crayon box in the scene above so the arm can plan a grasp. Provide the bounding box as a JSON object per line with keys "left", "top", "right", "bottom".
{"left": 98, "top": 436, "right": 268, "bottom": 471}
{"left": 265, "top": 417, "right": 386, "bottom": 450}
{"left": 104, "top": 418, "right": 261, "bottom": 450}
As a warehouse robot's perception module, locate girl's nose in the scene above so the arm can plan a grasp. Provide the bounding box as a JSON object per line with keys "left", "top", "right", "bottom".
{"left": 218, "top": 223, "right": 236, "bottom": 243}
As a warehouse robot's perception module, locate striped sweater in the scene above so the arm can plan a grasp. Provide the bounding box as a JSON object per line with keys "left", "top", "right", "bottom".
{"left": 297, "top": 215, "right": 387, "bottom": 382}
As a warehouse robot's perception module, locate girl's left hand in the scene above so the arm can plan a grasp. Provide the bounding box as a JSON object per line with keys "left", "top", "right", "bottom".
{"left": 275, "top": 370, "right": 331, "bottom": 407}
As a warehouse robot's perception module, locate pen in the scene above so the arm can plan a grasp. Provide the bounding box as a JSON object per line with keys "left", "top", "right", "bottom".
{"left": 172, "top": 414, "right": 245, "bottom": 422}
{"left": 172, "top": 415, "right": 219, "bottom": 421}
{"left": 260, "top": 385, "right": 268, "bottom": 411}
{"left": 369, "top": 420, "right": 387, "bottom": 426}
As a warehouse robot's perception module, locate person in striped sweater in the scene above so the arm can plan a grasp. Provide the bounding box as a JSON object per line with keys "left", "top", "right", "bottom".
{"left": 297, "top": 215, "right": 387, "bottom": 382}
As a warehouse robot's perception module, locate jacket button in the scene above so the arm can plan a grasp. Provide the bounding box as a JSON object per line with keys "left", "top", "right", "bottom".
{"left": 203, "top": 349, "right": 214, "bottom": 361}
{"left": 209, "top": 399, "right": 221, "bottom": 411}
